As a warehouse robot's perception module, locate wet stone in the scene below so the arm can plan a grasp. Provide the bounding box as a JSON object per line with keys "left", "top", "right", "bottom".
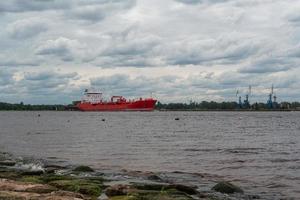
{"left": 105, "top": 184, "right": 131, "bottom": 196}
{"left": 169, "top": 184, "right": 198, "bottom": 195}
{"left": 147, "top": 174, "right": 162, "bottom": 181}
{"left": 212, "top": 181, "right": 244, "bottom": 194}
{"left": 0, "top": 160, "right": 16, "bottom": 166}
{"left": 73, "top": 165, "right": 95, "bottom": 172}
{"left": 21, "top": 170, "right": 44, "bottom": 176}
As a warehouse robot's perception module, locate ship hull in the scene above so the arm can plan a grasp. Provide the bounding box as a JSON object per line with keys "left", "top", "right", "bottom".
{"left": 76, "top": 99, "right": 157, "bottom": 111}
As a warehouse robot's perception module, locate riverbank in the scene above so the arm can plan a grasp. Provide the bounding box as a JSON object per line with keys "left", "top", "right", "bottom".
{"left": 0, "top": 152, "right": 260, "bottom": 200}
{"left": 1, "top": 101, "right": 300, "bottom": 111}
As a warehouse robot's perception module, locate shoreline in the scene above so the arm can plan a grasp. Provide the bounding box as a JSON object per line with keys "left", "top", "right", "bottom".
{"left": 0, "top": 151, "right": 258, "bottom": 200}
{"left": 0, "top": 109, "right": 299, "bottom": 112}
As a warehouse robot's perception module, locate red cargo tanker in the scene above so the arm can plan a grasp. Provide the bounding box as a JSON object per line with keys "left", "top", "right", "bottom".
{"left": 76, "top": 90, "right": 157, "bottom": 111}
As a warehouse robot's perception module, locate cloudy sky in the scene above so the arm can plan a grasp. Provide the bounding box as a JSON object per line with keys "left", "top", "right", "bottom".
{"left": 0, "top": 0, "right": 300, "bottom": 104}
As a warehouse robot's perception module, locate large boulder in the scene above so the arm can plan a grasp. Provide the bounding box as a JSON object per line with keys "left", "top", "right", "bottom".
{"left": 212, "top": 181, "right": 244, "bottom": 194}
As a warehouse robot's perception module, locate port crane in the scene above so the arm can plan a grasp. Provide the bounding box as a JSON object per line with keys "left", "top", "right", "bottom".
{"left": 236, "top": 85, "right": 251, "bottom": 109}
{"left": 267, "top": 84, "right": 277, "bottom": 109}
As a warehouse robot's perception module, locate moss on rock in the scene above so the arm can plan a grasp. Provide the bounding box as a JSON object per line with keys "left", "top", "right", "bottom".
{"left": 49, "top": 179, "right": 102, "bottom": 196}
{"left": 19, "top": 176, "right": 44, "bottom": 184}
{"left": 73, "top": 165, "right": 95, "bottom": 172}
{"left": 0, "top": 171, "right": 22, "bottom": 180}
{"left": 212, "top": 181, "right": 244, "bottom": 194}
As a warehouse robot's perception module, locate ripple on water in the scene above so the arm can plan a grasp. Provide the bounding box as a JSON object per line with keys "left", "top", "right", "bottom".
{"left": 0, "top": 111, "right": 299, "bottom": 199}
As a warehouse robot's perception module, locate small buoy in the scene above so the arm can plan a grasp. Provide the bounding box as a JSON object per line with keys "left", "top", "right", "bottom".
{"left": 67, "top": 120, "right": 70, "bottom": 123}
{"left": 101, "top": 119, "right": 106, "bottom": 122}
{"left": 175, "top": 118, "right": 180, "bottom": 121}
{"left": 38, "top": 114, "right": 41, "bottom": 117}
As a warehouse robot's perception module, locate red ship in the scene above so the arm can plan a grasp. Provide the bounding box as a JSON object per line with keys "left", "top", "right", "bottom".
{"left": 75, "top": 89, "right": 157, "bottom": 111}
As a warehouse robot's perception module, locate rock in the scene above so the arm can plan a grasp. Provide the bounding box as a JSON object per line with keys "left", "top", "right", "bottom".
{"left": 98, "top": 193, "right": 109, "bottom": 200}
{"left": 44, "top": 164, "right": 67, "bottom": 174}
{"left": 147, "top": 174, "right": 162, "bottom": 181}
{"left": 44, "top": 167, "right": 57, "bottom": 174}
{"left": 0, "top": 190, "right": 87, "bottom": 200}
{"left": 212, "top": 181, "right": 244, "bottom": 194}
{"left": 21, "top": 170, "right": 44, "bottom": 176}
{"left": 49, "top": 179, "right": 102, "bottom": 196}
{"left": 0, "top": 160, "right": 16, "bottom": 166}
{"left": 105, "top": 184, "right": 131, "bottom": 196}
{"left": 133, "top": 183, "right": 168, "bottom": 191}
{"left": 73, "top": 165, "right": 94, "bottom": 172}
{"left": 0, "top": 190, "right": 41, "bottom": 200}
{"left": 169, "top": 184, "right": 198, "bottom": 195}
{"left": 248, "top": 194, "right": 260, "bottom": 199}
{"left": 132, "top": 182, "right": 198, "bottom": 195}
{"left": 49, "top": 191, "right": 86, "bottom": 199}
{"left": 44, "top": 164, "right": 67, "bottom": 170}
{"left": 0, "top": 179, "right": 56, "bottom": 193}
{"left": 39, "top": 174, "right": 75, "bottom": 183}
{"left": 0, "top": 171, "right": 22, "bottom": 179}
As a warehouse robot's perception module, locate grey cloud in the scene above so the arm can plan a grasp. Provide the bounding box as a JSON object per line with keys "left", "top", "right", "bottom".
{"left": 90, "top": 74, "right": 179, "bottom": 98}
{"left": 0, "top": 70, "right": 83, "bottom": 104}
{"left": 89, "top": 73, "right": 229, "bottom": 101}
{"left": 1, "top": 0, "right": 300, "bottom": 103}
{"left": 174, "top": 0, "right": 230, "bottom": 5}
{"left": 239, "top": 57, "right": 293, "bottom": 74}
{"left": 70, "top": 6, "right": 105, "bottom": 22}
{"left": 217, "top": 72, "right": 244, "bottom": 87}
{"left": 93, "top": 27, "right": 161, "bottom": 67}
{"left": 0, "top": 60, "right": 40, "bottom": 67}
{"left": 21, "top": 71, "right": 79, "bottom": 96}
{"left": 239, "top": 65, "right": 291, "bottom": 74}
{"left": 35, "top": 37, "right": 83, "bottom": 62}
{"left": 287, "top": 11, "right": 300, "bottom": 25}
{"left": 261, "top": 73, "right": 299, "bottom": 89}
{"left": 7, "top": 18, "right": 48, "bottom": 39}
{"left": 0, "top": 0, "right": 71, "bottom": 13}
{"left": 0, "top": 70, "right": 14, "bottom": 86}
{"left": 89, "top": 72, "right": 266, "bottom": 102}
{"left": 69, "top": 0, "right": 136, "bottom": 22}
{"left": 167, "top": 34, "right": 260, "bottom": 66}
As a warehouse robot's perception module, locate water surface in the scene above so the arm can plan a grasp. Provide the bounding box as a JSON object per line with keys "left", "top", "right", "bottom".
{"left": 0, "top": 111, "right": 299, "bottom": 199}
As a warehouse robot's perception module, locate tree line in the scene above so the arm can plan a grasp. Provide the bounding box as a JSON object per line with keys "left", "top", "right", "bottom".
{"left": 0, "top": 101, "right": 300, "bottom": 111}
{"left": 155, "top": 101, "right": 300, "bottom": 111}
{"left": 0, "top": 102, "right": 65, "bottom": 111}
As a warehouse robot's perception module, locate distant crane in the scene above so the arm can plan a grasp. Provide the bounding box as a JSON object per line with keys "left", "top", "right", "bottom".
{"left": 236, "top": 85, "right": 251, "bottom": 109}
{"left": 267, "top": 84, "right": 277, "bottom": 109}
{"left": 236, "top": 90, "right": 242, "bottom": 108}
{"left": 243, "top": 85, "right": 251, "bottom": 109}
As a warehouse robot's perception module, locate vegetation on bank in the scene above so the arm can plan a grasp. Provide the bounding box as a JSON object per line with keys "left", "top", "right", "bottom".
{"left": 155, "top": 101, "right": 300, "bottom": 111}
{"left": 0, "top": 102, "right": 66, "bottom": 111}
{"left": 1, "top": 101, "right": 300, "bottom": 111}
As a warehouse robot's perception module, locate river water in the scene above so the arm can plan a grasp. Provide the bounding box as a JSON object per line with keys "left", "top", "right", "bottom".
{"left": 0, "top": 111, "right": 299, "bottom": 199}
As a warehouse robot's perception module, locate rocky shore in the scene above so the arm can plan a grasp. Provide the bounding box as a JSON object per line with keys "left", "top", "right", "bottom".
{"left": 0, "top": 152, "right": 258, "bottom": 200}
